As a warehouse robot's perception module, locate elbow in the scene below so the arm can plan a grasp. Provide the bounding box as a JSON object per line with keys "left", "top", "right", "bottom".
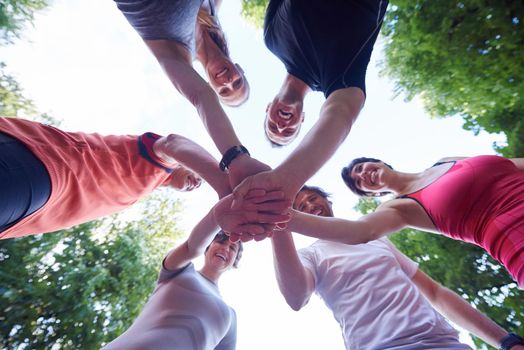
{"left": 285, "top": 296, "right": 307, "bottom": 311}
{"left": 282, "top": 290, "right": 310, "bottom": 311}
{"left": 320, "top": 99, "right": 363, "bottom": 128}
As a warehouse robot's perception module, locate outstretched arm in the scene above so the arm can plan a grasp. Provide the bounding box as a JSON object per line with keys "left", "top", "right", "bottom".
{"left": 145, "top": 41, "right": 240, "bottom": 154}
{"left": 286, "top": 204, "right": 408, "bottom": 245}
{"left": 153, "top": 134, "right": 230, "bottom": 197}
{"left": 271, "top": 231, "right": 315, "bottom": 311}
{"left": 233, "top": 87, "right": 364, "bottom": 202}
{"left": 165, "top": 191, "right": 291, "bottom": 271}
{"left": 412, "top": 269, "right": 523, "bottom": 349}
{"left": 144, "top": 40, "right": 269, "bottom": 187}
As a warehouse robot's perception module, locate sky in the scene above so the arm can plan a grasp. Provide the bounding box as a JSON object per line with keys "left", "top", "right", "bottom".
{"left": 0, "top": 0, "right": 505, "bottom": 348}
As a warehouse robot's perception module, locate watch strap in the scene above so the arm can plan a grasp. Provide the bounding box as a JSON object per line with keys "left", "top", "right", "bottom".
{"left": 500, "top": 333, "right": 524, "bottom": 350}
{"left": 219, "top": 145, "right": 250, "bottom": 172}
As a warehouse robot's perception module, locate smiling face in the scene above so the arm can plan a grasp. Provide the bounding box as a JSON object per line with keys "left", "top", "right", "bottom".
{"left": 264, "top": 98, "right": 304, "bottom": 145}
{"left": 207, "top": 60, "right": 249, "bottom": 106}
{"left": 204, "top": 238, "right": 241, "bottom": 272}
{"left": 349, "top": 162, "right": 388, "bottom": 194}
{"left": 293, "top": 189, "right": 333, "bottom": 218}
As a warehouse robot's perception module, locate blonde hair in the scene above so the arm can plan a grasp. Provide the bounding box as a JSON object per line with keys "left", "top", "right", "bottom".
{"left": 197, "top": 8, "right": 230, "bottom": 57}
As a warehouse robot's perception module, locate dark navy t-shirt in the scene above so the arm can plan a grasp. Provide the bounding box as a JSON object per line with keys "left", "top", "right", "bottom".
{"left": 264, "top": 0, "right": 388, "bottom": 97}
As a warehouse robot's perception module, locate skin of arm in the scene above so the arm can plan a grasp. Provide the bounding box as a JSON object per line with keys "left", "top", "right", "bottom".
{"left": 153, "top": 134, "right": 231, "bottom": 198}
{"left": 274, "top": 87, "right": 365, "bottom": 194}
{"left": 165, "top": 191, "right": 291, "bottom": 271}
{"left": 233, "top": 87, "right": 365, "bottom": 203}
{"left": 411, "top": 268, "right": 521, "bottom": 349}
{"left": 510, "top": 158, "right": 524, "bottom": 171}
{"left": 144, "top": 40, "right": 271, "bottom": 187}
{"left": 164, "top": 207, "right": 221, "bottom": 271}
{"left": 286, "top": 202, "right": 408, "bottom": 244}
{"left": 144, "top": 40, "right": 240, "bottom": 154}
{"left": 271, "top": 231, "right": 315, "bottom": 311}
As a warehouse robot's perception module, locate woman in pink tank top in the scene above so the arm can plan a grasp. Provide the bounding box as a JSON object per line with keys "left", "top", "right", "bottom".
{"left": 329, "top": 155, "right": 524, "bottom": 288}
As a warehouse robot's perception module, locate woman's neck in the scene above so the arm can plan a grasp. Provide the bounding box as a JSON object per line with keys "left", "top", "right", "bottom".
{"left": 393, "top": 163, "right": 455, "bottom": 196}
{"left": 199, "top": 265, "right": 221, "bottom": 285}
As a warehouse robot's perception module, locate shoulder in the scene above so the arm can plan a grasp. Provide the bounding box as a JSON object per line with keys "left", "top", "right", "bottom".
{"left": 434, "top": 156, "right": 466, "bottom": 165}
{"left": 158, "top": 261, "right": 193, "bottom": 284}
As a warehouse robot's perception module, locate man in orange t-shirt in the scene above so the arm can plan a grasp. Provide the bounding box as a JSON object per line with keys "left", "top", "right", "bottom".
{"left": 0, "top": 117, "right": 230, "bottom": 239}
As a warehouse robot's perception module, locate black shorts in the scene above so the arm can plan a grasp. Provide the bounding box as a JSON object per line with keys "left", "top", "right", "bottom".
{"left": 0, "top": 132, "right": 51, "bottom": 232}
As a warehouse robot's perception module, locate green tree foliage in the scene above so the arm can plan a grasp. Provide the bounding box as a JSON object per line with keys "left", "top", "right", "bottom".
{"left": 0, "top": 0, "right": 51, "bottom": 119}
{"left": 0, "top": 0, "right": 49, "bottom": 44}
{"left": 0, "top": 62, "right": 35, "bottom": 116}
{"left": 0, "top": 194, "right": 185, "bottom": 349}
{"left": 354, "top": 197, "right": 523, "bottom": 349}
{"left": 381, "top": 0, "right": 524, "bottom": 157}
{"left": 240, "top": 0, "right": 267, "bottom": 28}
{"left": 240, "top": 0, "right": 524, "bottom": 156}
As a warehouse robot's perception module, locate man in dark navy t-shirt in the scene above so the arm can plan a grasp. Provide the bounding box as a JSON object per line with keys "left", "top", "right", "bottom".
{"left": 230, "top": 0, "right": 388, "bottom": 238}
{"left": 263, "top": 0, "right": 388, "bottom": 146}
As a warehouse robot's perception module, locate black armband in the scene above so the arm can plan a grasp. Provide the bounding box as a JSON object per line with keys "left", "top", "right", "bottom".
{"left": 219, "top": 145, "right": 250, "bottom": 172}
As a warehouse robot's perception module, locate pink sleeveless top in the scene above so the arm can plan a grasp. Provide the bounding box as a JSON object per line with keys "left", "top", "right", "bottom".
{"left": 404, "top": 155, "right": 524, "bottom": 287}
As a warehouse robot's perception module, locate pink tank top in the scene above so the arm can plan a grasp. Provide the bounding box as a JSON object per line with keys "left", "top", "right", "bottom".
{"left": 404, "top": 155, "right": 524, "bottom": 284}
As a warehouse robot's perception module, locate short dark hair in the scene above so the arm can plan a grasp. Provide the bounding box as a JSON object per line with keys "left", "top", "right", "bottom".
{"left": 205, "top": 231, "right": 243, "bottom": 268}
{"left": 294, "top": 185, "right": 332, "bottom": 208}
{"left": 341, "top": 157, "right": 393, "bottom": 197}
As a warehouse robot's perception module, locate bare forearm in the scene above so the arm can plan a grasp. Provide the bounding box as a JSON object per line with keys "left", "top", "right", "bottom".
{"left": 191, "top": 87, "right": 242, "bottom": 154}
{"left": 271, "top": 232, "right": 312, "bottom": 310}
{"left": 145, "top": 41, "right": 242, "bottom": 154}
{"left": 187, "top": 208, "right": 220, "bottom": 256}
{"left": 288, "top": 210, "right": 377, "bottom": 244}
{"left": 431, "top": 287, "right": 507, "bottom": 347}
{"left": 275, "top": 89, "right": 362, "bottom": 194}
{"left": 157, "top": 134, "right": 230, "bottom": 197}
{"left": 164, "top": 209, "right": 218, "bottom": 270}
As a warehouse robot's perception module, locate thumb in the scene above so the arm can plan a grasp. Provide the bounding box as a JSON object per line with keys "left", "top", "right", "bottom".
{"left": 231, "top": 176, "right": 253, "bottom": 210}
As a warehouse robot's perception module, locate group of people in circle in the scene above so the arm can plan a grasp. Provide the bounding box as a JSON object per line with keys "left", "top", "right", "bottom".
{"left": 1, "top": 0, "right": 522, "bottom": 349}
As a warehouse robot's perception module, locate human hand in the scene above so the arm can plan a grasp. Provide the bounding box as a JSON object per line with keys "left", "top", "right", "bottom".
{"left": 227, "top": 154, "right": 271, "bottom": 189}
{"left": 213, "top": 189, "right": 291, "bottom": 238}
{"left": 168, "top": 165, "right": 203, "bottom": 192}
{"left": 232, "top": 168, "right": 298, "bottom": 214}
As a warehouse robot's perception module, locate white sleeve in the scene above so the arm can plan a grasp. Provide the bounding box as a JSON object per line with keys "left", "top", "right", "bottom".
{"left": 382, "top": 238, "right": 419, "bottom": 279}
{"left": 297, "top": 245, "right": 318, "bottom": 286}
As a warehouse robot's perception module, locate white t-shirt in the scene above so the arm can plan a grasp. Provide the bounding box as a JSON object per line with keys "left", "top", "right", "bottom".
{"left": 103, "top": 263, "right": 236, "bottom": 350}
{"left": 298, "top": 238, "right": 471, "bottom": 350}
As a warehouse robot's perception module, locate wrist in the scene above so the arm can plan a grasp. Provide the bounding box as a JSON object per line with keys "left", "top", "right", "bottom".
{"left": 226, "top": 152, "right": 251, "bottom": 172}
{"left": 273, "top": 166, "right": 302, "bottom": 197}
{"left": 220, "top": 145, "right": 250, "bottom": 172}
{"left": 500, "top": 333, "right": 524, "bottom": 350}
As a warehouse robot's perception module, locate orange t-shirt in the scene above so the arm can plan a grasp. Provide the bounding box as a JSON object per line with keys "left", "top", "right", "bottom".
{"left": 0, "top": 118, "right": 175, "bottom": 239}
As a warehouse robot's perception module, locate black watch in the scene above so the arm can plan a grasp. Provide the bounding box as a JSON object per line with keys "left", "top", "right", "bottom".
{"left": 500, "top": 333, "right": 524, "bottom": 350}
{"left": 219, "top": 145, "right": 250, "bottom": 172}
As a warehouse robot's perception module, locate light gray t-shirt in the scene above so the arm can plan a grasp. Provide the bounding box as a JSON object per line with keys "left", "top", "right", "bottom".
{"left": 103, "top": 263, "right": 237, "bottom": 350}
{"left": 114, "top": 0, "right": 216, "bottom": 55}
{"left": 298, "top": 238, "right": 471, "bottom": 350}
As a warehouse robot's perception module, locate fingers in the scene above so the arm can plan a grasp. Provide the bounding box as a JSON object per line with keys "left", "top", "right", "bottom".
{"left": 245, "top": 199, "right": 291, "bottom": 212}
{"left": 244, "top": 188, "right": 267, "bottom": 200}
{"left": 231, "top": 176, "right": 254, "bottom": 209}
{"left": 245, "top": 190, "right": 285, "bottom": 203}
{"left": 232, "top": 224, "right": 266, "bottom": 236}
{"left": 251, "top": 212, "right": 291, "bottom": 224}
